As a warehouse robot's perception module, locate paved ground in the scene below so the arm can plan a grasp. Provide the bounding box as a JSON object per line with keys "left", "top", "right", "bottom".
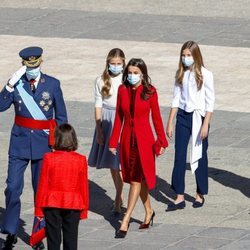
{"left": 0, "top": 1, "right": 249, "bottom": 249}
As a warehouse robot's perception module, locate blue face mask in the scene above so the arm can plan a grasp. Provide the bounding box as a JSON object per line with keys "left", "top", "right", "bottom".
{"left": 182, "top": 56, "right": 194, "bottom": 67}
{"left": 26, "top": 67, "right": 40, "bottom": 81}
{"left": 127, "top": 74, "right": 141, "bottom": 85}
{"left": 109, "top": 64, "right": 123, "bottom": 75}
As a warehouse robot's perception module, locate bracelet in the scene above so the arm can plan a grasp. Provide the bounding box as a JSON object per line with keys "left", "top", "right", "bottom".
{"left": 6, "top": 82, "right": 14, "bottom": 89}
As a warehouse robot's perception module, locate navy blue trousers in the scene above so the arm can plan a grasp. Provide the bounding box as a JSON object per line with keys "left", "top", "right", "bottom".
{"left": 2, "top": 155, "right": 43, "bottom": 234}
{"left": 171, "top": 109, "right": 209, "bottom": 195}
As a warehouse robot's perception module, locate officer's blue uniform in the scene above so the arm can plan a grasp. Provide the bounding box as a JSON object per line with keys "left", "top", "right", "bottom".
{"left": 0, "top": 47, "right": 68, "bottom": 236}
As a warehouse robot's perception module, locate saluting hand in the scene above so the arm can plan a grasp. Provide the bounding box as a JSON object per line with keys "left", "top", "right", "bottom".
{"left": 8, "top": 65, "right": 26, "bottom": 87}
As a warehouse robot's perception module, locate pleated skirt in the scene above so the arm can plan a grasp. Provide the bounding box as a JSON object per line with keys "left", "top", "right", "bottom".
{"left": 88, "top": 105, "right": 120, "bottom": 170}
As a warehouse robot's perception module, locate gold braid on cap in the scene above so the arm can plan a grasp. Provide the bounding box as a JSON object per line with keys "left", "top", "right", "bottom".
{"left": 23, "top": 56, "right": 42, "bottom": 68}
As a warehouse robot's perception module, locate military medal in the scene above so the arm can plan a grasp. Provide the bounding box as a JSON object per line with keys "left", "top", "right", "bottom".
{"left": 42, "top": 91, "right": 50, "bottom": 100}
{"left": 40, "top": 91, "right": 52, "bottom": 112}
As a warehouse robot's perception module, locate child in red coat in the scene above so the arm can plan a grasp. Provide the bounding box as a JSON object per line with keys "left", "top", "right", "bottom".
{"left": 35, "top": 123, "right": 89, "bottom": 250}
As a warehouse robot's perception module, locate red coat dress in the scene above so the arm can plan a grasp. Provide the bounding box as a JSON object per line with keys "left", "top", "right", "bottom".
{"left": 109, "top": 84, "right": 168, "bottom": 189}
{"left": 35, "top": 151, "right": 89, "bottom": 219}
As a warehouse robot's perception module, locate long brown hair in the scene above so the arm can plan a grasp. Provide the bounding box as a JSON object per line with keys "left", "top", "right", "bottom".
{"left": 123, "top": 58, "right": 154, "bottom": 100}
{"left": 101, "top": 48, "right": 126, "bottom": 97}
{"left": 175, "top": 41, "right": 204, "bottom": 90}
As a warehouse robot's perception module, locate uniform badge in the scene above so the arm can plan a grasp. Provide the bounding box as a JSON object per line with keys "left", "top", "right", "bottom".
{"left": 42, "top": 91, "right": 50, "bottom": 100}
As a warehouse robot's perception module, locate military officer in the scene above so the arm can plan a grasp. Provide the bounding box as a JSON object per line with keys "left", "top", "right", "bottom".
{"left": 0, "top": 46, "right": 68, "bottom": 249}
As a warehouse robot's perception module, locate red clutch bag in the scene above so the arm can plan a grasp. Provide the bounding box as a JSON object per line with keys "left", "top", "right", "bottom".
{"left": 30, "top": 219, "right": 46, "bottom": 247}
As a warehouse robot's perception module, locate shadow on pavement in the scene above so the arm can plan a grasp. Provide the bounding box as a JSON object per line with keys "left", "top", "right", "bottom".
{"left": 209, "top": 167, "right": 250, "bottom": 198}
{"left": 88, "top": 180, "right": 122, "bottom": 231}
{"left": 88, "top": 180, "right": 143, "bottom": 228}
{"left": 0, "top": 207, "right": 30, "bottom": 248}
{"left": 150, "top": 175, "right": 195, "bottom": 205}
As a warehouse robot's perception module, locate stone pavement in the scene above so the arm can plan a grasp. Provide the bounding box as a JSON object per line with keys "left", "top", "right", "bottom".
{"left": 0, "top": 1, "right": 249, "bottom": 249}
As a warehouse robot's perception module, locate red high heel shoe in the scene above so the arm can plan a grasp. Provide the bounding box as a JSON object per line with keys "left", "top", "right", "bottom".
{"left": 139, "top": 210, "right": 155, "bottom": 229}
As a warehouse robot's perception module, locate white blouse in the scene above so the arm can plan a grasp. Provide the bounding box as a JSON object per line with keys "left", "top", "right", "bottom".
{"left": 94, "top": 74, "right": 122, "bottom": 108}
{"left": 171, "top": 66, "right": 215, "bottom": 116}
{"left": 171, "top": 66, "right": 215, "bottom": 174}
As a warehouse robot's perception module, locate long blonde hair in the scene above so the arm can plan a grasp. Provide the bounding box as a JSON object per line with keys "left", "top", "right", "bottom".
{"left": 101, "top": 48, "right": 125, "bottom": 97}
{"left": 175, "top": 41, "right": 204, "bottom": 90}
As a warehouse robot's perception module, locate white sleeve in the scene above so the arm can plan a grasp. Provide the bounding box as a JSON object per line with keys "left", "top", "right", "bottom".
{"left": 5, "top": 85, "right": 14, "bottom": 92}
{"left": 171, "top": 83, "right": 181, "bottom": 108}
{"left": 204, "top": 71, "right": 215, "bottom": 112}
{"left": 94, "top": 77, "right": 103, "bottom": 108}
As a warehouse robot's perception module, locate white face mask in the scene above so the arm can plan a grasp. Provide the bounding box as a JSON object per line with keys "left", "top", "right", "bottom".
{"left": 182, "top": 56, "right": 194, "bottom": 67}
{"left": 127, "top": 74, "right": 141, "bottom": 85}
{"left": 109, "top": 64, "right": 123, "bottom": 75}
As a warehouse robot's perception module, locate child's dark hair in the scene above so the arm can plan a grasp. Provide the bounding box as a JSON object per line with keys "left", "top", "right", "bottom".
{"left": 53, "top": 123, "right": 78, "bottom": 151}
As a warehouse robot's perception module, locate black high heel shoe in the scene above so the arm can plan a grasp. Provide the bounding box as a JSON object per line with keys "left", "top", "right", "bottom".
{"left": 115, "top": 223, "right": 130, "bottom": 238}
{"left": 139, "top": 210, "right": 155, "bottom": 229}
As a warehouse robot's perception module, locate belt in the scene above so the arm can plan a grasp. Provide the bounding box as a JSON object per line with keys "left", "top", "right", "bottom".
{"left": 14, "top": 115, "right": 57, "bottom": 146}
{"left": 190, "top": 110, "right": 203, "bottom": 174}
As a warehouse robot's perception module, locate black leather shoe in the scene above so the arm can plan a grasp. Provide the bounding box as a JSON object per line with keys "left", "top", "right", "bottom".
{"left": 192, "top": 197, "right": 205, "bottom": 208}
{"left": 2, "top": 234, "right": 17, "bottom": 250}
{"left": 166, "top": 201, "right": 186, "bottom": 211}
{"left": 32, "top": 241, "right": 45, "bottom": 249}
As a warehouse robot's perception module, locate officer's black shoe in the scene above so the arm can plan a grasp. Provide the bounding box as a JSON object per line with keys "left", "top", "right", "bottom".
{"left": 2, "top": 234, "right": 18, "bottom": 250}
{"left": 32, "top": 241, "right": 45, "bottom": 250}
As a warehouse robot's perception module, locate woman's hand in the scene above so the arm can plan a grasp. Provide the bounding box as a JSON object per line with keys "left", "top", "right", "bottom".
{"left": 159, "top": 147, "right": 166, "bottom": 155}
{"left": 200, "top": 123, "right": 209, "bottom": 140}
{"left": 166, "top": 108, "right": 177, "bottom": 139}
{"left": 166, "top": 122, "right": 173, "bottom": 139}
{"left": 200, "top": 112, "right": 212, "bottom": 140}
{"left": 109, "top": 148, "right": 117, "bottom": 155}
{"left": 96, "top": 131, "right": 104, "bottom": 145}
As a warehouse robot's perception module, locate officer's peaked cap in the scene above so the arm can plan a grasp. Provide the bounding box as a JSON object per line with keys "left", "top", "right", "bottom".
{"left": 19, "top": 46, "right": 43, "bottom": 68}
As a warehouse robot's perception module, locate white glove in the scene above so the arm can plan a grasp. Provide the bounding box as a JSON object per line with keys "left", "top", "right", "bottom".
{"left": 8, "top": 65, "right": 27, "bottom": 86}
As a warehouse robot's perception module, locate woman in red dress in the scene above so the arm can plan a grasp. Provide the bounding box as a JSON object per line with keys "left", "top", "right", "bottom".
{"left": 109, "top": 58, "right": 168, "bottom": 238}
